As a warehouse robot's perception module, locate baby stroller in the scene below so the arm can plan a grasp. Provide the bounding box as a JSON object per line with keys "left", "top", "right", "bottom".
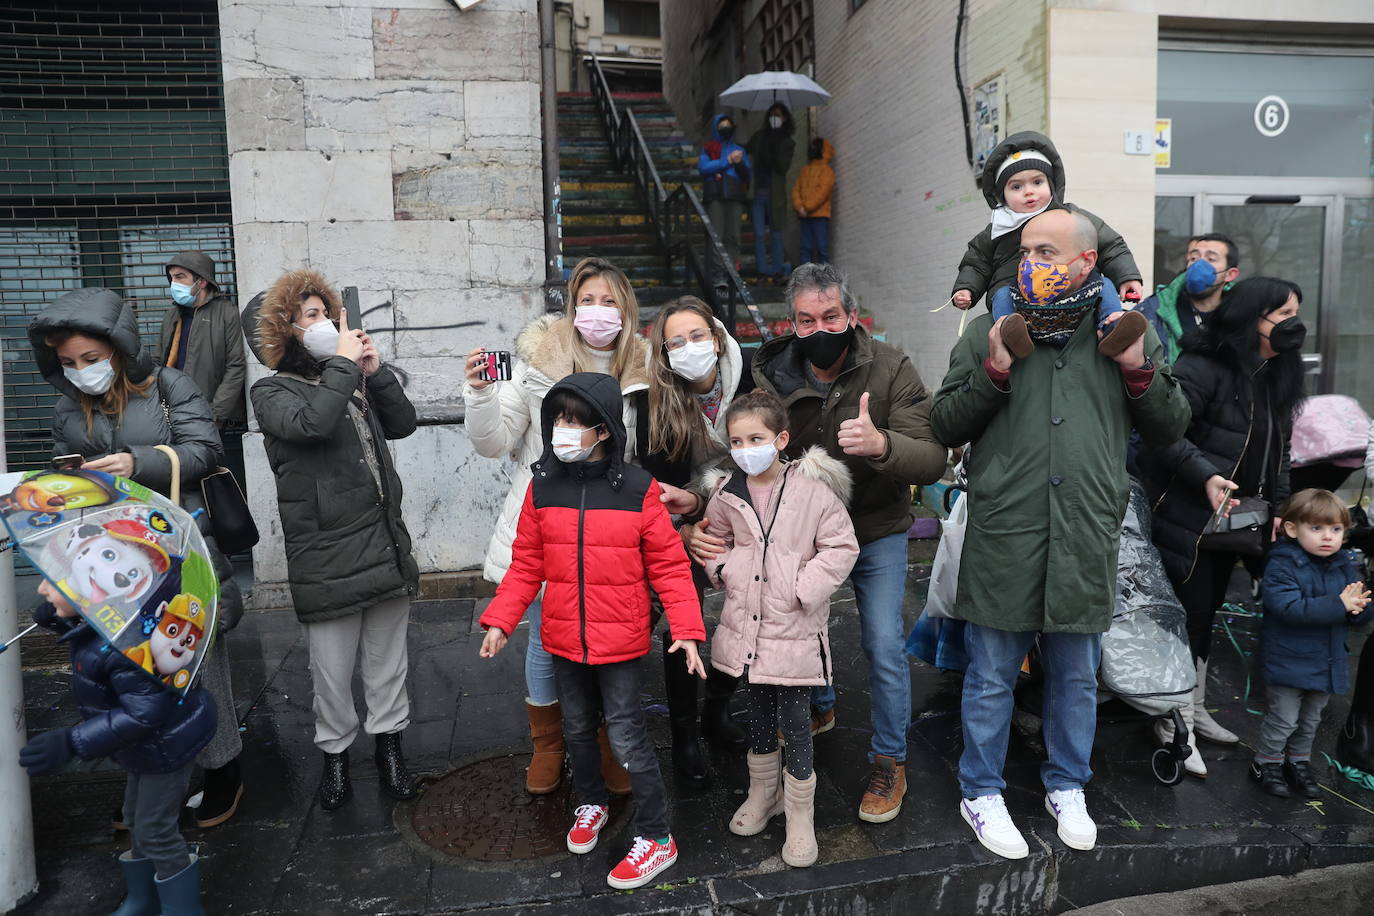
{"left": 1288, "top": 395, "right": 1373, "bottom": 581}
{"left": 1101, "top": 478, "right": 1197, "bottom": 785}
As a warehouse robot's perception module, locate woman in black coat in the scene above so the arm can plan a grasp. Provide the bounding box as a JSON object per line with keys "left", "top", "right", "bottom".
{"left": 1136, "top": 276, "right": 1307, "bottom": 773}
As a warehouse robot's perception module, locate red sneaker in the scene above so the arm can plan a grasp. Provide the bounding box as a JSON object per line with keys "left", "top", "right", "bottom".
{"left": 566, "top": 804, "right": 609, "bottom": 854}
{"left": 607, "top": 835, "right": 678, "bottom": 889}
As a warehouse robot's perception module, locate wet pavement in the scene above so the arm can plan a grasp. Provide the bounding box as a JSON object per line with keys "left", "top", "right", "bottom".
{"left": 12, "top": 546, "right": 1374, "bottom": 915}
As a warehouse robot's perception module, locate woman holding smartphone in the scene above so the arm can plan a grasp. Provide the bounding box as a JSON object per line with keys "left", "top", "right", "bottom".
{"left": 29, "top": 287, "right": 247, "bottom": 829}
{"left": 463, "top": 256, "right": 651, "bottom": 798}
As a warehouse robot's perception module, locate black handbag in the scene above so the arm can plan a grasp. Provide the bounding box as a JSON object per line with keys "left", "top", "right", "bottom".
{"left": 201, "top": 466, "right": 260, "bottom": 555}
{"left": 1199, "top": 397, "right": 1273, "bottom": 558}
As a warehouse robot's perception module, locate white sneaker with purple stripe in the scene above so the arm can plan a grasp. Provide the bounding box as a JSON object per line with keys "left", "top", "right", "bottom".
{"left": 1044, "top": 788, "right": 1096, "bottom": 850}
{"left": 959, "top": 795, "right": 1028, "bottom": 860}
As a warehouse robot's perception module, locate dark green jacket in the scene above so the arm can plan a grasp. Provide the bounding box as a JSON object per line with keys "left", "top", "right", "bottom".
{"left": 931, "top": 311, "right": 1190, "bottom": 633}
{"left": 952, "top": 131, "right": 1142, "bottom": 305}
{"left": 753, "top": 326, "right": 948, "bottom": 545}
{"left": 157, "top": 294, "right": 247, "bottom": 426}
{"left": 251, "top": 357, "right": 419, "bottom": 624}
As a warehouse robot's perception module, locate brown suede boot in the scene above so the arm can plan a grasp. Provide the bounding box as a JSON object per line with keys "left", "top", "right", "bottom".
{"left": 598, "top": 725, "right": 633, "bottom": 796}
{"left": 525, "top": 700, "right": 564, "bottom": 795}
{"left": 1098, "top": 309, "right": 1148, "bottom": 357}
{"left": 1000, "top": 313, "right": 1035, "bottom": 359}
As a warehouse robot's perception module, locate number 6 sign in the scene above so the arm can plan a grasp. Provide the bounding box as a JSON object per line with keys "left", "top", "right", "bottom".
{"left": 1254, "top": 95, "right": 1289, "bottom": 138}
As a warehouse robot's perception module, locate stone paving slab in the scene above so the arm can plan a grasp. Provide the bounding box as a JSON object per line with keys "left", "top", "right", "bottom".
{"left": 13, "top": 552, "right": 1374, "bottom": 914}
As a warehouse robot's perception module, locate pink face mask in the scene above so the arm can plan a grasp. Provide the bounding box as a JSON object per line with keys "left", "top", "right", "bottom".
{"left": 574, "top": 305, "right": 622, "bottom": 348}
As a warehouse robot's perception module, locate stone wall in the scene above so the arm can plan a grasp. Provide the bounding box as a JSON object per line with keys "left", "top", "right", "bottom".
{"left": 220, "top": 0, "right": 543, "bottom": 605}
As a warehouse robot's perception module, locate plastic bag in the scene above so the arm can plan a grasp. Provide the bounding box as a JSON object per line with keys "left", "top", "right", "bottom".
{"left": 923, "top": 489, "right": 967, "bottom": 621}
{"left": 1099, "top": 478, "right": 1196, "bottom": 715}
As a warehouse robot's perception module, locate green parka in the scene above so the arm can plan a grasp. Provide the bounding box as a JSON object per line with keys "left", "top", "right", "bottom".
{"left": 930, "top": 310, "right": 1190, "bottom": 632}
{"left": 245, "top": 288, "right": 419, "bottom": 625}
{"left": 951, "top": 131, "right": 1142, "bottom": 306}
{"left": 752, "top": 326, "right": 948, "bottom": 545}
{"left": 157, "top": 293, "right": 247, "bottom": 426}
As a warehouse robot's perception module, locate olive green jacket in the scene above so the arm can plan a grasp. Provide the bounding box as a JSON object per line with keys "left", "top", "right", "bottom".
{"left": 158, "top": 294, "right": 247, "bottom": 426}
{"left": 753, "top": 326, "right": 948, "bottom": 545}
{"left": 930, "top": 312, "right": 1190, "bottom": 632}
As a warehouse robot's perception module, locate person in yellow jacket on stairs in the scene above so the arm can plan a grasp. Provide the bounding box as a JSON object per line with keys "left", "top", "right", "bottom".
{"left": 791, "top": 138, "right": 835, "bottom": 265}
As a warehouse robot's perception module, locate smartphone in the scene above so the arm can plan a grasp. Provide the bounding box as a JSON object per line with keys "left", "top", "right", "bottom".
{"left": 51, "top": 454, "right": 84, "bottom": 471}
{"left": 479, "top": 350, "right": 513, "bottom": 382}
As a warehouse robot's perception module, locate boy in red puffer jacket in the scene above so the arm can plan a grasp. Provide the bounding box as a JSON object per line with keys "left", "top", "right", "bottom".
{"left": 478, "top": 371, "right": 706, "bottom": 889}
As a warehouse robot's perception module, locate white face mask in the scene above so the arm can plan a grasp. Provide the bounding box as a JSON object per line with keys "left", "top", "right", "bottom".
{"left": 667, "top": 339, "right": 718, "bottom": 383}
{"left": 63, "top": 359, "right": 115, "bottom": 395}
{"left": 769, "top": 115, "right": 784, "bottom": 130}
{"left": 731, "top": 434, "right": 781, "bottom": 477}
{"left": 552, "top": 424, "right": 600, "bottom": 463}
{"left": 293, "top": 319, "right": 340, "bottom": 360}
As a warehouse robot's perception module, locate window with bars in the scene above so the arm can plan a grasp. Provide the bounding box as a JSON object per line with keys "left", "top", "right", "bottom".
{"left": 760, "top": 0, "right": 814, "bottom": 74}
{"left": 0, "top": 0, "right": 235, "bottom": 471}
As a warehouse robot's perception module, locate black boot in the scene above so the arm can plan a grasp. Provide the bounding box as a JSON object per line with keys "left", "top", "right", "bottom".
{"left": 701, "top": 666, "right": 748, "bottom": 753}
{"left": 195, "top": 757, "right": 244, "bottom": 828}
{"left": 375, "top": 731, "right": 418, "bottom": 800}
{"left": 1249, "top": 760, "right": 1292, "bottom": 798}
{"left": 1284, "top": 760, "right": 1321, "bottom": 799}
{"left": 663, "top": 639, "right": 709, "bottom": 790}
{"left": 1337, "top": 712, "right": 1374, "bottom": 774}
{"left": 318, "top": 751, "right": 352, "bottom": 811}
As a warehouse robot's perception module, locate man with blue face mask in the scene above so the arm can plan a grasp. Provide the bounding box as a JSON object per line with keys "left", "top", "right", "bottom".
{"left": 158, "top": 250, "right": 247, "bottom": 429}
{"left": 1139, "top": 234, "right": 1241, "bottom": 364}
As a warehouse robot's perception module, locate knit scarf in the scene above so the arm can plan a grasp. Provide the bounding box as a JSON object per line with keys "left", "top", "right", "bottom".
{"left": 1008, "top": 272, "right": 1104, "bottom": 347}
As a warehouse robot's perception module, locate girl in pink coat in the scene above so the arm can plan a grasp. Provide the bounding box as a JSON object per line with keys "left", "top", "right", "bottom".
{"left": 699, "top": 390, "right": 859, "bottom": 867}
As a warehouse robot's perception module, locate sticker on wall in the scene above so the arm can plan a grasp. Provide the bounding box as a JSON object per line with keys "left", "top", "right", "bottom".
{"left": 1154, "top": 119, "right": 1172, "bottom": 169}
{"left": 1253, "top": 96, "right": 1289, "bottom": 138}
{"left": 971, "top": 74, "right": 1003, "bottom": 177}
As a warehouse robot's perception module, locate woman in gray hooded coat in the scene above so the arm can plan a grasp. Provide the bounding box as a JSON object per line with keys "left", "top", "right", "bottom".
{"left": 28, "top": 286, "right": 246, "bottom": 830}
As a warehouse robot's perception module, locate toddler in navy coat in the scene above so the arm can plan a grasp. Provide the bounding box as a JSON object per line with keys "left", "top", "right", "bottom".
{"left": 1252, "top": 489, "right": 1371, "bottom": 799}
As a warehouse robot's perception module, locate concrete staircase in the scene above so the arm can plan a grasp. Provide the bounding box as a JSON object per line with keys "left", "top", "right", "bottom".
{"left": 557, "top": 91, "right": 879, "bottom": 344}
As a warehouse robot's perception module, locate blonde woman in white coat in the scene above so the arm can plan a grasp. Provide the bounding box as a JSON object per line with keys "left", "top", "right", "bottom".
{"left": 463, "top": 257, "right": 648, "bottom": 796}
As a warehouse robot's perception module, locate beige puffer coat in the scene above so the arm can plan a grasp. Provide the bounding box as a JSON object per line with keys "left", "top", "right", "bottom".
{"left": 702, "top": 447, "right": 859, "bottom": 686}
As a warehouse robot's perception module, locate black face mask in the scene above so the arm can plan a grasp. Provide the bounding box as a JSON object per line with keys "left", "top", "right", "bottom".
{"left": 1266, "top": 315, "right": 1306, "bottom": 353}
{"left": 718, "top": 125, "right": 735, "bottom": 141}
{"left": 795, "top": 323, "right": 855, "bottom": 370}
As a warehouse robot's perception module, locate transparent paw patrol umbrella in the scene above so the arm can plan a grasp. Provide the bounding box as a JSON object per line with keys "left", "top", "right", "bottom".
{"left": 0, "top": 469, "right": 219, "bottom": 696}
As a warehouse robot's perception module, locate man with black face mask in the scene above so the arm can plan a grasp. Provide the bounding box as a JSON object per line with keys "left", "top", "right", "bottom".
{"left": 1139, "top": 233, "right": 1241, "bottom": 364}
{"left": 682, "top": 261, "right": 947, "bottom": 826}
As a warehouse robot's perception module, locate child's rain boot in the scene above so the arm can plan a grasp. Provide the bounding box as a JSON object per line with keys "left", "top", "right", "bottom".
{"left": 109, "top": 852, "right": 157, "bottom": 916}
{"left": 153, "top": 854, "right": 204, "bottom": 916}
{"left": 730, "top": 750, "right": 784, "bottom": 836}
{"left": 781, "top": 771, "right": 818, "bottom": 867}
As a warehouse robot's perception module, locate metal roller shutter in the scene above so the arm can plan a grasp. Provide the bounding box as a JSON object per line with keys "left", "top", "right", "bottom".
{"left": 1, "top": 0, "right": 235, "bottom": 471}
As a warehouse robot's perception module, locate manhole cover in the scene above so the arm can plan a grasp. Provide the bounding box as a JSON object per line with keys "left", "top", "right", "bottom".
{"left": 413, "top": 755, "right": 610, "bottom": 862}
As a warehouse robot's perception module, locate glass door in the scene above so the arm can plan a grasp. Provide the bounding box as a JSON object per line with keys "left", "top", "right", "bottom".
{"left": 1202, "top": 194, "right": 1333, "bottom": 390}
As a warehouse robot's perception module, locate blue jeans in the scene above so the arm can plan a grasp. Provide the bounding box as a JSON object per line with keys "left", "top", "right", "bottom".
{"left": 989, "top": 278, "right": 1122, "bottom": 331}
{"left": 751, "top": 194, "right": 785, "bottom": 276}
{"left": 810, "top": 531, "right": 911, "bottom": 761}
{"left": 800, "top": 217, "right": 830, "bottom": 264}
{"left": 957, "top": 623, "right": 1103, "bottom": 798}
{"left": 524, "top": 599, "right": 558, "bottom": 705}
{"left": 553, "top": 655, "right": 671, "bottom": 839}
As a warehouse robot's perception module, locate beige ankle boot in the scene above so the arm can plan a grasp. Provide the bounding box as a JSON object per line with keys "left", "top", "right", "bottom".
{"left": 730, "top": 751, "right": 784, "bottom": 836}
{"left": 781, "top": 771, "right": 818, "bottom": 867}
{"left": 1192, "top": 659, "right": 1240, "bottom": 744}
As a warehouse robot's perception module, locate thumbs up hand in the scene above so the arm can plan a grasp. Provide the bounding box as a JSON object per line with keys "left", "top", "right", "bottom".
{"left": 837, "top": 392, "right": 887, "bottom": 457}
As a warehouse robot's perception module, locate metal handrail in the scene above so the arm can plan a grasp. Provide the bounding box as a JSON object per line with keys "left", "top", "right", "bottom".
{"left": 583, "top": 54, "right": 772, "bottom": 341}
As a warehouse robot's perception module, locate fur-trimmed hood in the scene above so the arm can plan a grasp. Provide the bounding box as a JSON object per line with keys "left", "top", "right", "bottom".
{"left": 244, "top": 269, "right": 343, "bottom": 372}
{"left": 700, "top": 445, "right": 852, "bottom": 507}
{"left": 515, "top": 311, "right": 650, "bottom": 393}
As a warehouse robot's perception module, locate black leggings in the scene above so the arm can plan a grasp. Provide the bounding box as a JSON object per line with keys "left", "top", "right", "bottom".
{"left": 746, "top": 683, "right": 813, "bottom": 779}
{"left": 1172, "top": 549, "right": 1237, "bottom": 664}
